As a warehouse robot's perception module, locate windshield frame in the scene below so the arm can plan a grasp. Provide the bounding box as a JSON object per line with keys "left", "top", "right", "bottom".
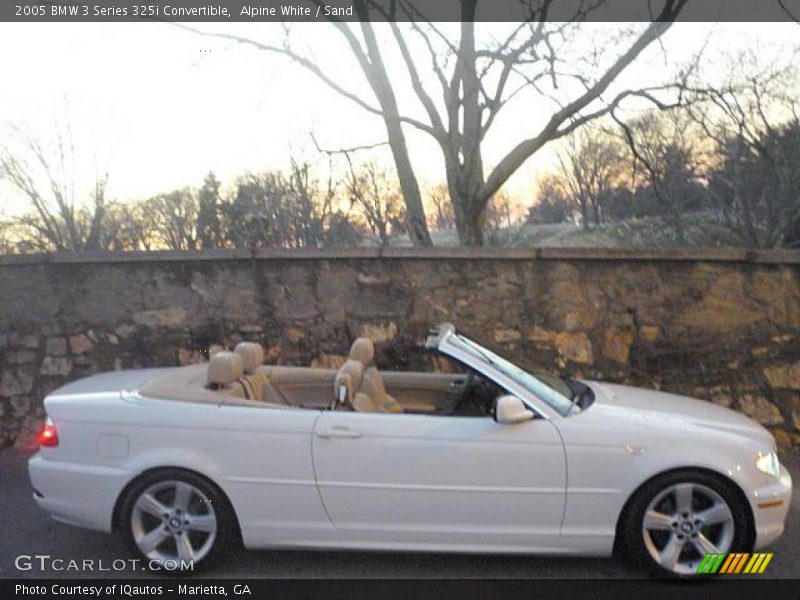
{"left": 434, "top": 324, "right": 578, "bottom": 420}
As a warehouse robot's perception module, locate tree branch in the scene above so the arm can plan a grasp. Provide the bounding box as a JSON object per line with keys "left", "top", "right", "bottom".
{"left": 481, "top": 0, "right": 688, "bottom": 204}
{"left": 170, "top": 22, "right": 437, "bottom": 137}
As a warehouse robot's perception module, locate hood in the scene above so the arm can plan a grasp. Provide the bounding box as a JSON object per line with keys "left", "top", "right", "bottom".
{"left": 585, "top": 381, "right": 775, "bottom": 448}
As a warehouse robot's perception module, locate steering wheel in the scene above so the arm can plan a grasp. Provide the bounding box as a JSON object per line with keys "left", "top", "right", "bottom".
{"left": 449, "top": 370, "right": 476, "bottom": 416}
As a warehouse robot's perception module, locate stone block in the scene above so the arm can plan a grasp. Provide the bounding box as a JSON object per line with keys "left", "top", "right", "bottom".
{"left": 46, "top": 337, "right": 67, "bottom": 356}
{"left": 133, "top": 307, "right": 188, "bottom": 328}
{"left": 602, "top": 326, "right": 635, "bottom": 364}
{"left": 763, "top": 363, "right": 800, "bottom": 390}
{"left": 738, "top": 394, "right": 784, "bottom": 425}
{"left": 69, "top": 333, "right": 94, "bottom": 355}
{"left": 40, "top": 356, "right": 72, "bottom": 376}
{"left": 554, "top": 332, "right": 593, "bottom": 365}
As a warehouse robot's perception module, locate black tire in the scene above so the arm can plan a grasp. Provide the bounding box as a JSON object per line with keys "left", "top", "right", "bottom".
{"left": 119, "top": 468, "right": 238, "bottom": 574}
{"left": 618, "top": 469, "right": 753, "bottom": 578}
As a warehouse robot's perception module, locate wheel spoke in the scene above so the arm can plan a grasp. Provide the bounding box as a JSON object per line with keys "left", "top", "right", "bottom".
{"left": 659, "top": 535, "right": 684, "bottom": 570}
{"left": 644, "top": 509, "right": 674, "bottom": 531}
{"left": 696, "top": 502, "right": 732, "bottom": 527}
{"left": 674, "top": 483, "right": 694, "bottom": 514}
{"left": 138, "top": 527, "right": 169, "bottom": 554}
{"left": 175, "top": 533, "right": 195, "bottom": 562}
{"left": 173, "top": 482, "right": 193, "bottom": 511}
{"left": 692, "top": 532, "right": 720, "bottom": 555}
{"left": 135, "top": 493, "right": 168, "bottom": 518}
{"left": 186, "top": 514, "right": 215, "bottom": 533}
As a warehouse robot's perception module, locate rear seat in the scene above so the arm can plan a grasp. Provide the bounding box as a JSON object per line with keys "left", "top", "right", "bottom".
{"left": 235, "top": 341, "right": 287, "bottom": 405}
{"left": 206, "top": 352, "right": 248, "bottom": 398}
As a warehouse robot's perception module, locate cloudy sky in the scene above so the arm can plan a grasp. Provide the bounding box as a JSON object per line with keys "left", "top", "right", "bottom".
{"left": 0, "top": 21, "right": 797, "bottom": 216}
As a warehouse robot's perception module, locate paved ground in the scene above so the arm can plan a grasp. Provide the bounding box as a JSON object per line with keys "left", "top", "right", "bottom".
{"left": 1, "top": 450, "right": 797, "bottom": 579}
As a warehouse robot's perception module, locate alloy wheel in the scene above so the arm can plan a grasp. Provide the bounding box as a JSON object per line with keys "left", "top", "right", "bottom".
{"left": 130, "top": 480, "right": 217, "bottom": 567}
{"left": 641, "top": 481, "right": 735, "bottom": 576}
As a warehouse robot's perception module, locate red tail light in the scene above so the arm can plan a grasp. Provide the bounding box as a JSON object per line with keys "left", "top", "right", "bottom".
{"left": 39, "top": 417, "right": 59, "bottom": 447}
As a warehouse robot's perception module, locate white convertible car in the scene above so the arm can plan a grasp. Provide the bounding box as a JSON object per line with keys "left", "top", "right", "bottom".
{"left": 29, "top": 323, "right": 791, "bottom": 577}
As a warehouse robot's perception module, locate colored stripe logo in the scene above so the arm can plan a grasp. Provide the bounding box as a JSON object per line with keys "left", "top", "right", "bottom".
{"left": 696, "top": 553, "right": 773, "bottom": 574}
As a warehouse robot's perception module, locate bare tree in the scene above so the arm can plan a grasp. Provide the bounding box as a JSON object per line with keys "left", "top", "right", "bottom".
{"left": 285, "top": 158, "right": 338, "bottom": 248}
{"left": 527, "top": 174, "right": 574, "bottom": 224}
{"left": 556, "top": 129, "right": 626, "bottom": 230}
{"left": 222, "top": 160, "right": 341, "bottom": 249}
{"left": 145, "top": 188, "right": 201, "bottom": 250}
{"left": 426, "top": 182, "right": 454, "bottom": 231}
{"left": 104, "top": 202, "right": 157, "bottom": 251}
{"left": 685, "top": 48, "right": 800, "bottom": 247}
{"left": 484, "top": 189, "right": 525, "bottom": 245}
{"left": 180, "top": 0, "right": 688, "bottom": 245}
{"left": 0, "top": 124, "right": 112, "bottom": 251}
{"left": 613, "top": 110, "right": 705, "bottom": 242}
{"left": 0, "top": 217, "right": 15, "bottom": 254}
{"left": 345, "top": 160, "right": 406, "bottom": 245}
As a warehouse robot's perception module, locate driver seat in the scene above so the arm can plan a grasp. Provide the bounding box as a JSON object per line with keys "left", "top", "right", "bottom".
{"left": 348, "top": 337, "right": 404, "bottom": 414}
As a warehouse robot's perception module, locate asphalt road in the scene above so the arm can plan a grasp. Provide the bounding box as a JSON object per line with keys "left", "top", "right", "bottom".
{"left": 1, "top": 450, "right": 798, "bottom": 580}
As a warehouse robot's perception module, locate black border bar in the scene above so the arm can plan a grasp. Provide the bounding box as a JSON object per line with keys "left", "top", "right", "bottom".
{"left": 2, "top": 0, "right": 800, "bottom": 22}
{"left": 4, "top": 578, "right": 800, "bottom": 600}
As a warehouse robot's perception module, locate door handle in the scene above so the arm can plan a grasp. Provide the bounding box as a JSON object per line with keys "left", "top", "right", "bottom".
{"left": 450, "top": 379, "right": 465, "bottom": 388}
{"left": 315, "top": 426, "right": 361, "bottom": 439}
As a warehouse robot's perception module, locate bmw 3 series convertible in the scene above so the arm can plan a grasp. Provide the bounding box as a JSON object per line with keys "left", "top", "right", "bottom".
{"left": 28, "top": 322, "right": 792, "bottom": 577}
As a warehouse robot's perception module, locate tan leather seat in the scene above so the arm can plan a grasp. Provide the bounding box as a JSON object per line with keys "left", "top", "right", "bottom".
{"left": 207, "top": 351, "right": 248, "bottom": 398}
{"left": 361, "top": 366, "right": 404, "bottom": 413}
{"left": 235, "top": 341, "right": 288, "bottom": 405}
{"left": 343, "top": 338, "right": 403, "bottom": 414}
{"left": 333, "top": 358, "right": 373, "bottom": 411}
{"left": 235, "top": 342, "right": 266, "bottom": 401}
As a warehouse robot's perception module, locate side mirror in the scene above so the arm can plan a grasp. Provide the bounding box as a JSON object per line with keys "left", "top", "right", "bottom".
{"left": 493, "top": 395, "right": 534, "bottom": 424}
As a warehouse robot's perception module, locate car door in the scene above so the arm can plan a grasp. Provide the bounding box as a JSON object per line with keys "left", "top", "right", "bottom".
{"left": 380, "top": 371, "right": 466, "bottom": 413}
{"left": 311, "top": 410, "right": 566, "bottom": 547}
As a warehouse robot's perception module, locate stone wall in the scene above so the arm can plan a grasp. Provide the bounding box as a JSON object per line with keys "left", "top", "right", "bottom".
{"left": 1, "top": 247, "right": 799, "bottom": 452}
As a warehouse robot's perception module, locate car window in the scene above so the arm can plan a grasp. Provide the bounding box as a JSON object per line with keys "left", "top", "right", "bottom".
{"left": 446, "top": 334, "right": 577, "bottom": 415}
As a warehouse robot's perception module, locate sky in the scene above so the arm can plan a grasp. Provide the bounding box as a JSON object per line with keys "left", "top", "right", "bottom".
{"left": 0, "top": 21, "right": 798, "bottom": 217}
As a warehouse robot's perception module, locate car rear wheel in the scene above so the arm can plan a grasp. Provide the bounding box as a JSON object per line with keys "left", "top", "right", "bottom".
{"left": 621, "top": 470, "right": 752, "bottom": 578}
{"left": 120, "top": 469, "right": 236, "bottom": 572}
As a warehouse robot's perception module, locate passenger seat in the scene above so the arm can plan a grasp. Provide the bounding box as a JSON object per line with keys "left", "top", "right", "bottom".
{"left": 345, "top": 338, "right": 403, "bottom": 413}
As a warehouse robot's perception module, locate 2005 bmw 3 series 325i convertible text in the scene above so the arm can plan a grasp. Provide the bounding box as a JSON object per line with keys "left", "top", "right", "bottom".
{"left": 28, "top": 323, "right": 792, "bottom": 577}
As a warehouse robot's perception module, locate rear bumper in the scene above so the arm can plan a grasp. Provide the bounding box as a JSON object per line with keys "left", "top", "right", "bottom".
{"left": 752, "top": 462, "right": 793, "bottom": 550}
{"left": 28, "top": 453, "right": 134, "bottom": 532}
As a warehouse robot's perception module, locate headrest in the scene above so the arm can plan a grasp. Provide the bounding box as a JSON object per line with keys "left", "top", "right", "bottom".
{"left": 349, "top": 337, "right": 375, "bottom": 366}
{"left": 334, "top": 359, "right": 364, "bottom": 404}
{"left": 207, "top": 351, "right": 244, "bottom": 386}
{"left": 235, "top": 341, "right": 264, "bottom": 372}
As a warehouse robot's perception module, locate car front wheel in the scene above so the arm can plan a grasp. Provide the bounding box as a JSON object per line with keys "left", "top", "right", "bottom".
{"left": 621, "top": 470, "right": 753, "bottom": 577}
{"left": 120, "top": 469, "right": 236, "bottom": 572}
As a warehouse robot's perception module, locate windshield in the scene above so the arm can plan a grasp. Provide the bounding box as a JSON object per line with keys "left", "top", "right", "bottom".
{"left": 446, "top": 333, "right": 581, "bottom": 416}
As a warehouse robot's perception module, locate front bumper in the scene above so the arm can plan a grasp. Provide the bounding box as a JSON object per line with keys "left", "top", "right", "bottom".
{"left": 752, "top": 462, "right": 793, "bottom": 550}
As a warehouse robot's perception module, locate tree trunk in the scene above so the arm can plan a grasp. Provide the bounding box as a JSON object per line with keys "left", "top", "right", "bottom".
{"left": 579, "top": 197, "right": 590, "bottom": 231}
{"left": 446, "top": 145, "right": 487, "bottom": 246}
{"left": 453, "top": 197, "right": 485, "bottom": 246}
{"left": 355, "top": 14, "right": 432, "bottom": 247}
{"left": 383, "top": 120, "right": 432, "bottom": 246}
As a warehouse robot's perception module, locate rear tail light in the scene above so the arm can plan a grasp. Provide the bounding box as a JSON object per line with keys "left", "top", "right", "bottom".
{"left": 38, "top": 417, "right": 59, "bottom": 447}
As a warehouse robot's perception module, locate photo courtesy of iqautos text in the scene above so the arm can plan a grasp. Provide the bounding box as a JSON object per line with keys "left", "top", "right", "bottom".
{"left": 0, "top": 0, "right": 798, "bottom": 598}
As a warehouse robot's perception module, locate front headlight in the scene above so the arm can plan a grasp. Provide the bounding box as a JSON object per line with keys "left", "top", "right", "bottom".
{"left": 755, "top": 451, "right": 780, "bottom": 477}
